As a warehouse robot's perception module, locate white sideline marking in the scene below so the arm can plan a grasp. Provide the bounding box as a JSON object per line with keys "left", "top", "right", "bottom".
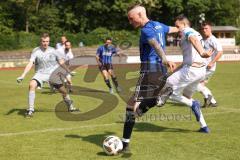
{"left": 0, "top": 123, "right": 116, "bottom": 137}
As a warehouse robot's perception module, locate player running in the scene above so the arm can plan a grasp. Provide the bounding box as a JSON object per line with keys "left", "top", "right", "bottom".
{"left": 120, "top": 4, "right": 178, "bottom": 153}
{"left": 197, "top": 21, "right": 223, "bottom": 107}
{"left": 157, "top": 15, "right": 212, "bottom": 133}
{"left": 96, "top": 37, "right": 122, "bottom": 94}
{"left": 17, "top": 33, "right": 79, "bottom": 118}
{"left": 57, "top": 40, "right": 74, "bottom": 93}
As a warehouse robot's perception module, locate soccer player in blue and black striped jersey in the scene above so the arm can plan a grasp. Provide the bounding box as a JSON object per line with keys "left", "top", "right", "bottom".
{"left": 96, "top": 37, "right": 121, "bottom": 94}
{"left": 120, "top": 4, "right": 178, "bottom": 153}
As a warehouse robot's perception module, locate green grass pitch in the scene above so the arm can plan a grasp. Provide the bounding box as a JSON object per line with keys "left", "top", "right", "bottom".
{"left": 0, "top": 62, "right": 239, "bottom": 160}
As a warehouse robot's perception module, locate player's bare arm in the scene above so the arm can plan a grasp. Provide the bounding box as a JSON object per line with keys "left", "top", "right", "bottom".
{"left": 148, "top": 38, "right": 176, "bottom": 72}
{"left": 58, "top": 59, "right": 72, "bottom": 74}
{"left": 208, "top": 51, "right": 223, "bottom": 69}
{"left": 168, "top": 27, "right": 179, "bottom": 33}
{"left": 116, "top": 50, "right": 128, "bottom": 57}
{"left": 189, "top": 36, "right": 213, "bottom": 58}
{"left": 95, "top": 55, "right": 102, "bottom": 66}
{"left": 17, "top": 61, "right": 34, "bottom": 83}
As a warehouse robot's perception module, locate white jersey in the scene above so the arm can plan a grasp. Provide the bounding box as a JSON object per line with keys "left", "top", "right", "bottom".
{"left": 30, "top": 46, "right": 63, "bottom": 75}
{"left": 180, "top": 27, "right": 206, "bottom": 65}
{"left": 56, "top": 43, "right": 65, "bottom": 50}
{"left": 203, "top": 35, "right": 223, "bottom": 71}
{"left": 57, "top": 49, "right": 74, "bottom": 61}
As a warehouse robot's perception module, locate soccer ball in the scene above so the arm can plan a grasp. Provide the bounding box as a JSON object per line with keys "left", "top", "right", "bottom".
{"left": 103, "top": 135, "right": 123, "bottom": 155}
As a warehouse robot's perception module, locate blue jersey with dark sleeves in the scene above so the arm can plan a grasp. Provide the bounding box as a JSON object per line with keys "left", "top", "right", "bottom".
{"left": 140, "top": 20, "right": 169, "bottom": 63}
{"left": 96, "top": 45, "right": 117, "bottom": 64}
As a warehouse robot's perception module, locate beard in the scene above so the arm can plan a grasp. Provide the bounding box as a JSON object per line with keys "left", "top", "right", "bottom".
{"left": 65, "top": 48, "right": 69, "bottom": 53}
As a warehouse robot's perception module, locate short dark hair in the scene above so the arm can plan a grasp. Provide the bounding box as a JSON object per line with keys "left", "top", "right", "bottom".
{"left": 105, "top": 37, "right": 112, "bottom": 41}
{"left": 64, "top": 40, "right": 71, "bottom": 45}
{"left": 41, "top": 33, "right": 49, "bottom": 38}
{"left": 201, "top": 21, "right": 212, "bottom": 27}
{"left": 175, "top": 14, "right": 187, "bottom": 22}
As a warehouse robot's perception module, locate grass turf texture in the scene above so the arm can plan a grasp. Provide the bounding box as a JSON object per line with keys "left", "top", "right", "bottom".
{"left": 0, "top": 62, "right": 239, "bottom": 160}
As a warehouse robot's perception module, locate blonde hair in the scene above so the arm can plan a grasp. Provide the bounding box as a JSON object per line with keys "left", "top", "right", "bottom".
{"left": 175, "top": 14, "right": 191, "bottom": 26}
{"left": 41, "top": 33, "right": 49, "bottom": 39}
{"left": 127, "top": 4, "right": 146, "bottom": 15}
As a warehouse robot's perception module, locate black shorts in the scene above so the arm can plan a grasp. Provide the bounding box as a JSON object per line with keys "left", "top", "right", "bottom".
{"left": 51, "top": 83, "right": 64, "bottom": 89}
{"left": 134, "top": 63, "right": 168, "bottom": 101}
{"left": 99, "top": 63, "right": 113, "bottom": 71}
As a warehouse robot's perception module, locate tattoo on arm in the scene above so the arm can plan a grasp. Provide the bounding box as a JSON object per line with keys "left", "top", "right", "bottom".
{"left": 148, "top": 39, "right": 168, "bottom": 65}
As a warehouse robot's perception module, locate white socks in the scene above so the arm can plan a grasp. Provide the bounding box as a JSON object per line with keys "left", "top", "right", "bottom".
{"left": 28, "top": 91, "right": 35, "bottom": 111}
{"left": 170, "top": 94, "right": 193, "bottom": 107}
{"left": 170, "top": 94, "right": 207, "bottom": 128}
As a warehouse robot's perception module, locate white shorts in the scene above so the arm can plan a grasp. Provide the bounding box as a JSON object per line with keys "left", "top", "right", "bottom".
{"left": 204, "top": 70, "right": 215, "bottom": 81}
{"left": 167, "top": 65, "right": 206, "bottom": 98}
{"left": 32, "top": 73, "right": 50, "bottom": 87}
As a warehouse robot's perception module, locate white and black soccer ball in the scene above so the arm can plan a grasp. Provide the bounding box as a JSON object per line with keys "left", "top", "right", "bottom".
{"left": 103, "top": 135, "right": 123, "bottom": 155}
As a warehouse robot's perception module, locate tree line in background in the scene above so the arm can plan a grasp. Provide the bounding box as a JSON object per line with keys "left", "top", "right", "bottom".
{"left": 0, "top": 0, "right": 239, "bottom": 50}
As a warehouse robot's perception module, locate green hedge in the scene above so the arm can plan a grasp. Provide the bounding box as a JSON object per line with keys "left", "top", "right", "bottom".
{"left": 0, "top": 28, "right": 139, "bottom": 51}
{"left": 0, "top": 32, "right": 39, "bottom": 50}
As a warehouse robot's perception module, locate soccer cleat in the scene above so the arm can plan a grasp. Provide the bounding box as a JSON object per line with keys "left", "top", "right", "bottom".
{"left": 156, "top": 96, "right": 165, "bottom": 107}
{"left": 198, "top": 126, "right": 210, "bottom": 133}
{"left": 156, "top": 87, "right": 173, "bottom": 107}
{"left": 65, "top": 100, "right": 80, "bottom": 112}
{"left": 202, "top": 95, "right": 212, "bottom": 108}
{"left": 136, "top": 107, "right": 144, "bottom": 117}
{"left": 119, "top": 141, "right": 131, "bottom": 154}
{"left": 109, "top": 88, "right": 114, "bottom": 94}
{"left": 16, "top": 76, "right": 24, "bottom": 83}
{"left": 68, "top": 107, "right": 80, "bottom": 112}
{"left": 209, "top": 102, "right": 218, "bottom": 107}
{"left": 25, "top": 110, "right": 34, "bottom": 118}
{"left": 191, "top": 100, "right": 201, "bottom": 121}
{"left": 37, "top": 86, "right": 42, "bottom": 90}
{"left": 68, "top": 89, "right": 73, "bottom": 93}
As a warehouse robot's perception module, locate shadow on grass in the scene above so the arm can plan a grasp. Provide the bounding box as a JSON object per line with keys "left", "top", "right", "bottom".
{"left": 5, "top": 108, "right": 68, "bottom": 117}
{"left": 166, "top": 101, "right": 187, "bottom": 107}
{"left": 5, "top": 108, "right": 26, "bottom": 117}
{"left": 65, "top": 131, "right": 115, "bottom": 148}
{"left": 65, "top": 131, "right": 129, "bottom": 157}
{"left": 134, "top": 122, "right": 191, "bottom": 133}
{"left": 40, "top": 91, "right": 57, "bottom": 95}
{"left": 115, "top": 121, "right": 191, "bottom": 133}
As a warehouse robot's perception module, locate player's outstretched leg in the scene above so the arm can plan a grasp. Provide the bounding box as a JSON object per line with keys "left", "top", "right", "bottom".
{"left": 197, "top": 83, "right": 217, "bottom": 107}
{"left": 121, "top": 107, "right": 135, "bottom": 153}
{"left": 156, "top": 85, "right": 173, "bottom": 107}
{"left": 25, "top": 80, "right": 38, "bottom": 118}
{"left": 66, "top": 74, "right": 73, "bottom": 93}
{"left": 170, "top": 94, "right": 210, "bottom": 133}
{"left": 121, "top": 98, "right": 156, "bottom": 153}
{"left": 111, "top": 76, "right": 121, "bottom": 93}
{"left": 104, "top": 79, "right": 113, "bottom": 94}
{"left": 57, "top": 85, "right": 79, "bottom": 112}
{"left": 203, "top": 87, "right": 218, "bottom": 107}
{"left": 101, "top": 70, "right": 113, "bottom": 94}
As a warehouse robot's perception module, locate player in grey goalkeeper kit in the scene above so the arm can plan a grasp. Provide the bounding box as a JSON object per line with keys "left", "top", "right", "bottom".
{"left": 17, "top": 33, "right": 78, "bottom": 118}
